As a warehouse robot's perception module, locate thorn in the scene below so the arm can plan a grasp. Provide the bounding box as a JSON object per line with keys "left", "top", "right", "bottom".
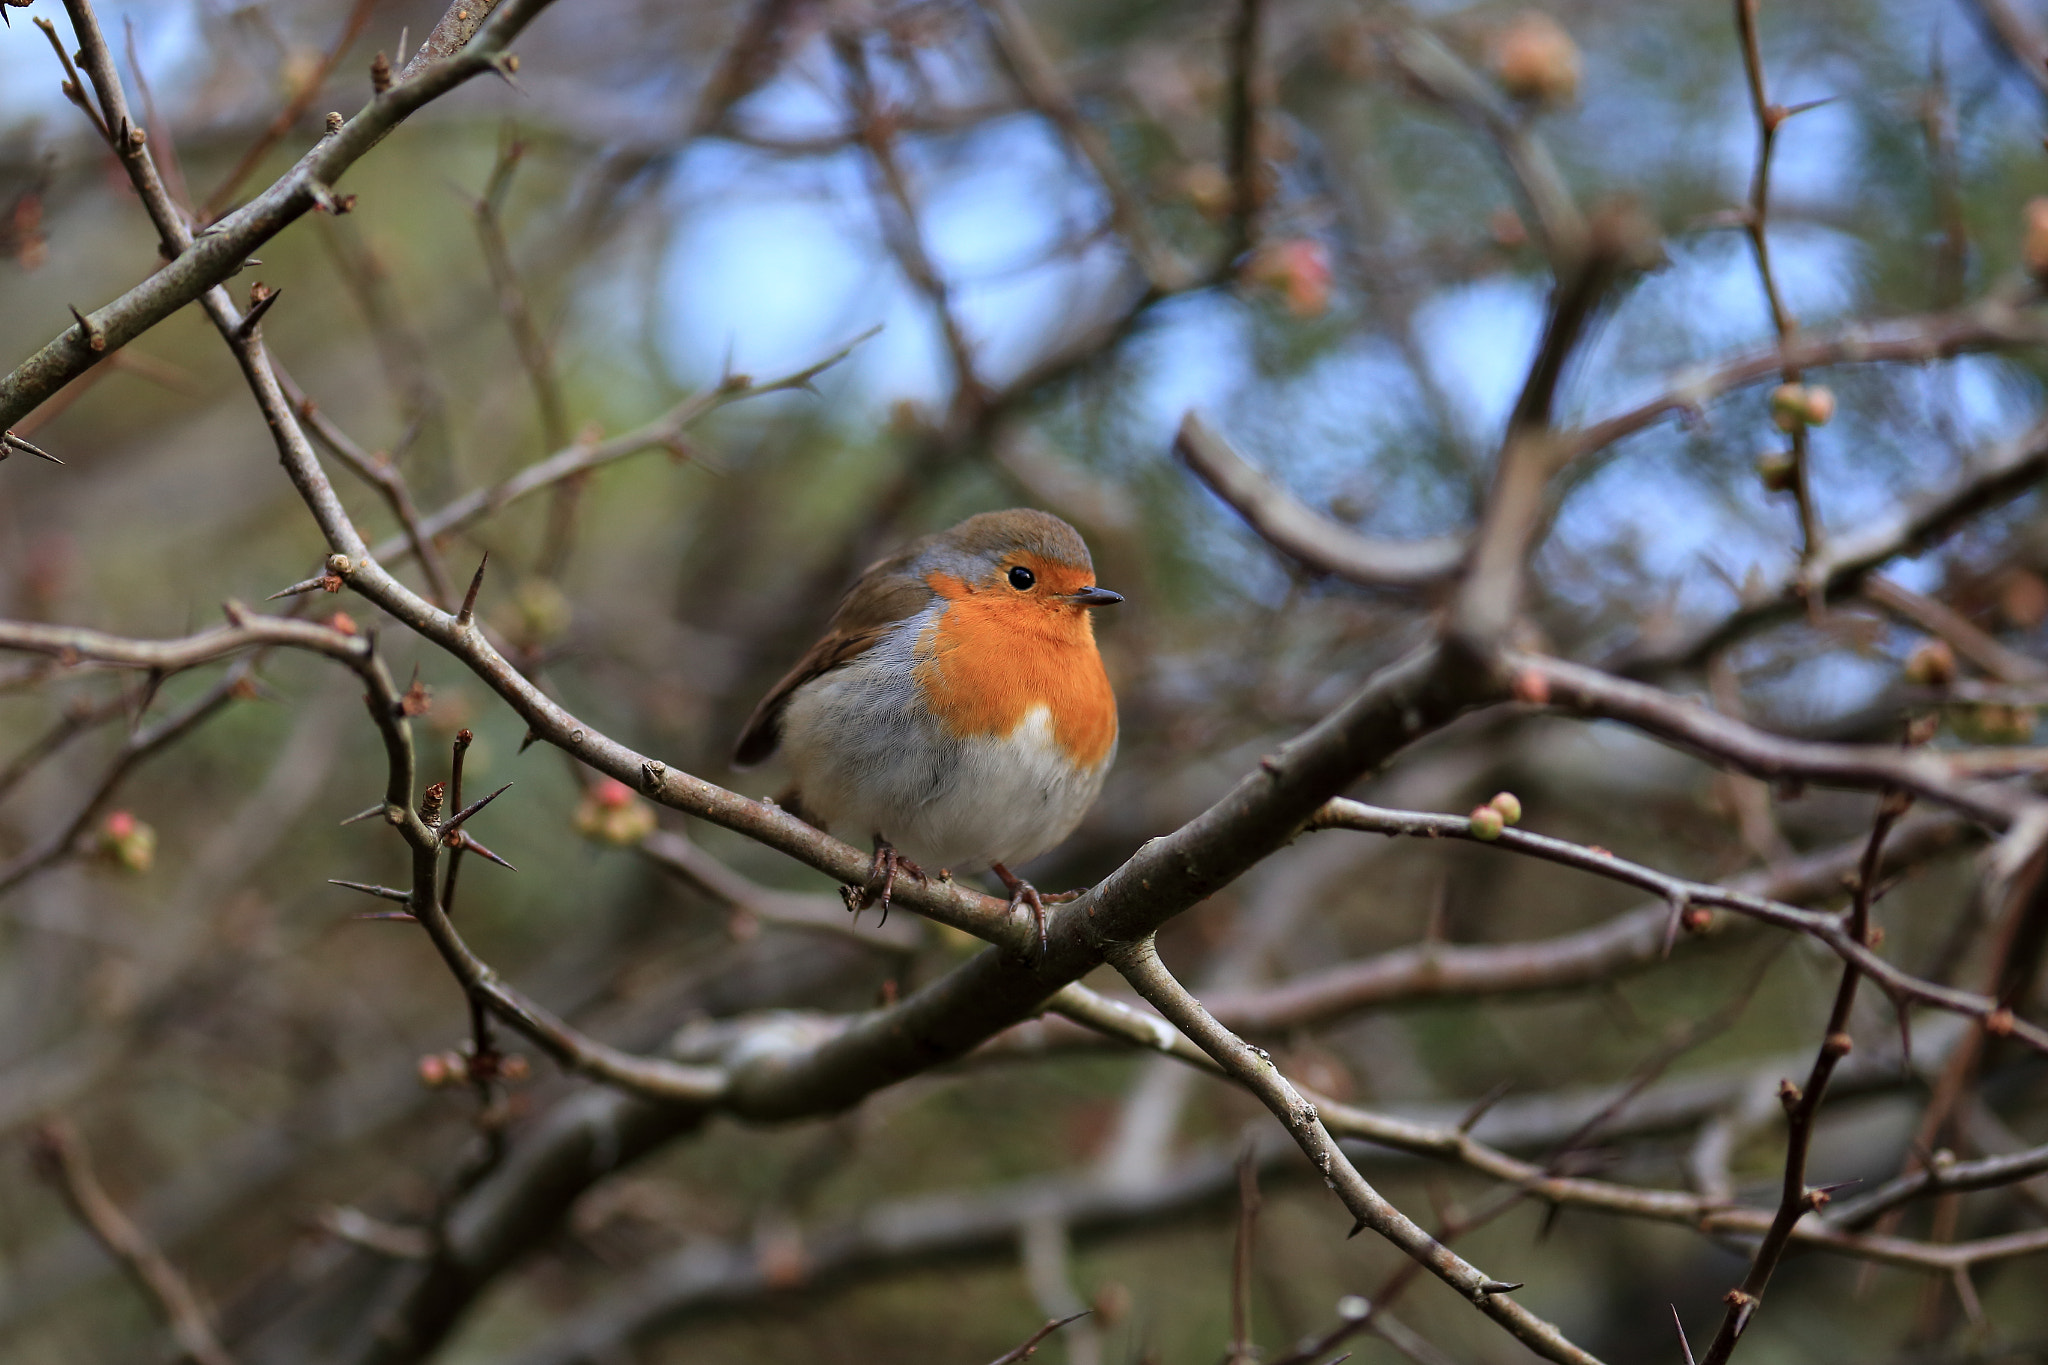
{"left": 67, "top": 304, "right": 105, "bottom": 352}
{"left": 355, "top": 910, "right": 418, "bottom": 922}
{"left": 517, "top": 728, "right": 539, "bottom": 754}
{"left": 458, "top": 551, "right": 488, "bottom": 625}
{"left": 453, "top": 832, "right": 516, "bottom": 871}
{"left": 1780, "top": 95, "right": 1838, "bottom": 119}
{"left": 1346, "top": 1217, "right": 1366, "bottom": 1239}
{"left": 307, "top": 179, "right": 339, "bottom": 214}
{"left": 1661, "top": 895, "right": 1686, "bottom": 960}
{"left": 442, "top": 782, "right": 512, "bottom": 835}
{"left": 490, "top": 51, "right": 524, "bottom": 92}
{"left": 221, "top": 598, "right": 250, "bottom": 627}
{"left": 2, "top": 431, "right": 63, "bottom": 464}
{"left": 132, "top": 669, "right": 165, "bottom": 729}
{"left": 1456, "top": 1080, "right": 1512, "bottom": 1135}
{"left": 329, "top": 878, "right": 412, "bottom": 903}
{"left": 269, "top": 573, "right": 331, "bottom": 600}
{"left": 1671, "top": 1305, "right": 1696, "bottom": 1365}
{"left": 234, "top": 284, "right": 281, "bottom": 340}
{"left": 340, "top": 803, "right": 386, "bottom": 826}
{"left": 1478, "top": 1280, "right": 1524, "bottom": 1295}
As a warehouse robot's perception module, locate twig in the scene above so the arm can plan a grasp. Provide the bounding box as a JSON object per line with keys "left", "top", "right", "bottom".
{"left": 1053, "top": 981, "right": 2047, "bottom": 1274}
{"left": 1449, "top": 205, "right": 1659, "bottom": 656}
{"left": 976, "top": 0, "right": 1183, "bottom": 290}
{"left": 1376, "top": 20, "right": 1586, "bottom": 269}
{"left": 638, "top": 826, "right": 922, "bottom": 950}
{"left": 0, "top": 688, "right": 131, "bottom": 803}
{"left": 363, "top": 330, "right": 877, "bottom": 568}
{"left": 1961, "top": 0, "right": 2048, "bottom": 105}
{"left": 1617, "top": 411, "right": 2048, "bottom": 676}
{"left": 470, "top": 130, "right": 579, "bottom": 578}
{"left": 1695, "top": 792, "right": 1906, "bottom": 1363}
{"left": 31, "top": 15, "right": 112, "bottom": 145}
{"left": 274, "top": 363, "right": 458, "bottom": 609}
{"left": 0, "top": 664, "right": 254, "bottom": 901}
{"left": 1515, "top": 650, "right": 2041, "bottom": 829}
{"left": 832, "top": 31, "right": 983, "bottom": 403}
{"left": 1863, "top": 575, "right": 2048, "bottom": 684}
{"left": 1229, "top": 1146, "right": 1262, "bottom": 1365}
{"left": 1105, "top": 935, "right": 1604, "bottom": 1365}
{"left": 201, "top": 0, "right": 379, "bottom": 220}
{"left": 0, "top": 0, "right": 564, "bottom": 433}
{"left": 1174, "top": 412, "right": 1465, "bottom": 588}
{"left": 1224, "top": 0, "right": 1266, "bottom": 263}
{"left": 987, "top": 1312, "right": 1092, "bottom": 1365}
{"left": 1306, "top": 797, "right": 2048, "bottom": 1055}
{"left": 30, "top": 1118, "right": 236, "bottom": 1365}
{"left": 1732, "top": 0, "right": 1825, "bottom": 567}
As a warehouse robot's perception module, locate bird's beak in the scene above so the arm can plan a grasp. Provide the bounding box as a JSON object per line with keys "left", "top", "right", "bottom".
{"left": 1066, "top": 586, "right": 1124, "bottom": 607}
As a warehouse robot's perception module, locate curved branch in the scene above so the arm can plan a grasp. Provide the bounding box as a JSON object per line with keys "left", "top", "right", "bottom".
{"left": 1516, "top": 651, "right": 2043, "bottom": 829}
{"left": 1201, "top": 807, "right": 1973, "bottom": 1032}
{"left": 1175, "top": 411, "right": 1466, "bottom": 587}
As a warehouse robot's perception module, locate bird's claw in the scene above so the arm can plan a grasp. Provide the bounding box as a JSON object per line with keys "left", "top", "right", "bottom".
{"left": 993, "top": 863, "right": 1052, "bottom": 958}
{"left": 852, "top": 838, "right": 924, "bottom": 927}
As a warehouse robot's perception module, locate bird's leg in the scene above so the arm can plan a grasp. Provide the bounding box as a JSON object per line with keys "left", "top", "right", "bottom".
{"left": 992, "top": 863, "right": 1050, "bottom": 957}
{"left": 852, "top": 836, "right": 924, "bottom": 927}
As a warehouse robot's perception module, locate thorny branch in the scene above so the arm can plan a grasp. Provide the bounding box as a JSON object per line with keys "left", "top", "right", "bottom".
{"left": 12, "top": 1, "right": 2048, "bottom": 1362}
{"left": 1107, "top": 934, "right": 1600, "bottom": 1365}
{"left": 0, "top": 0, "right": 563, "bottom": 434}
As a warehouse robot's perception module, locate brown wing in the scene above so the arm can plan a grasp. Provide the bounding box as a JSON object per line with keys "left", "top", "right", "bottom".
{"left": 732, "top": 551, "right": 933, "bottom": 767}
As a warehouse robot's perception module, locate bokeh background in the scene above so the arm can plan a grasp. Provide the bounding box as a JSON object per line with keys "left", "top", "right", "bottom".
{"left": 4, "top": 0, "right": 2048, "bottom": 1361}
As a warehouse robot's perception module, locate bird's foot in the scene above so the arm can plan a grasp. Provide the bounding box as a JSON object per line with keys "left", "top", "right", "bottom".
{"left": 993, "top": 863, "right": 1054, "bottom": 958}
{"left": 847, "top": 837, "right": 925, "bottom": 927}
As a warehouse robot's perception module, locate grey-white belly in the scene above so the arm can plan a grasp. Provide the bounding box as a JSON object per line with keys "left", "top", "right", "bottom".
{"left": 778, "top": 647, "right": 1111, "bottom": 874}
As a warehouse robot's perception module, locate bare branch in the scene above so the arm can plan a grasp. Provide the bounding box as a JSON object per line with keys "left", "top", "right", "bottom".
{"left": 1107, "top": 934, "right": 1603, "bottom": 1365}
{"left": 30, "top": 1118, "right": 236, "bottom": 1365}
{"left": 1616, "top": 410, "right": 2048, "bottom": 675}
{"left": 987, "top": 1312, "right": 1091, "bottom": 1365}
{"left": 199, "top": 0, "right": 380, "bottom": 221}
{"left": 0, "top": 0, "right": 563, "bottom": 435}
{"left": 1516, "top": 651, "right": 2041, "bottom": 828}
{"left": 977, "top": 0, "right": 1184, "bottom": 290}
{"left": 1199, "top": 808, "right": 1971, "bottom": 1031}
{"left": 1175, "top": 412, "right": 1466, "bottom": 588}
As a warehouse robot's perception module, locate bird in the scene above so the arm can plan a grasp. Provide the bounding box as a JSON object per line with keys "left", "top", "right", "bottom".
{"left": 734, "top": 508, "right": 1122, "bottom": 952}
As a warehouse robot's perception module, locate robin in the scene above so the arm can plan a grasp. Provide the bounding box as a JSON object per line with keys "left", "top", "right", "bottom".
{"left": 734, "top": 509, "right": 1122, "bottom": 951}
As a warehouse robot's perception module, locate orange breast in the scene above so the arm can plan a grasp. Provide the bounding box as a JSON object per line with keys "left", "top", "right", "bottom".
{"left": 912, "top": 573, "right": 1117, "bottom": 768}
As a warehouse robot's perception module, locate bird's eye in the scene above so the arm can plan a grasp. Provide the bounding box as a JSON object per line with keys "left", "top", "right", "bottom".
{"left": 1007, "top": 566, "right": 1036, "bottom": 591}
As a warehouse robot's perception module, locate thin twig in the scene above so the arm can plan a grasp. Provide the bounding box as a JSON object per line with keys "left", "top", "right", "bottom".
{"left": 201, "top": 0, "right": 380, "bottom": 220}
{"left": 30, "top": 1118, "right": 236, "bottom": 1365}
{"left": 1105, "top": 934, "right": 1604, "bottom": 1365}
{"left": 1695, "top": 792, "right": 1906, "bottom": 1364}
{"left": 1306, "top": 797, "right": 2048, "bottom": 1056}
{"left": 1733, "top": 0, "right": 1823, "bottom": 566}
{"left": 986, "top": 1312, "right": 1092, "bottom": 1365}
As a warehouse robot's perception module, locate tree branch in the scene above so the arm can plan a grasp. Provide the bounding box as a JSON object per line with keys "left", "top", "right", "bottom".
{"left": 1174, "top": 411, "right": 1466, "bottom": 588}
